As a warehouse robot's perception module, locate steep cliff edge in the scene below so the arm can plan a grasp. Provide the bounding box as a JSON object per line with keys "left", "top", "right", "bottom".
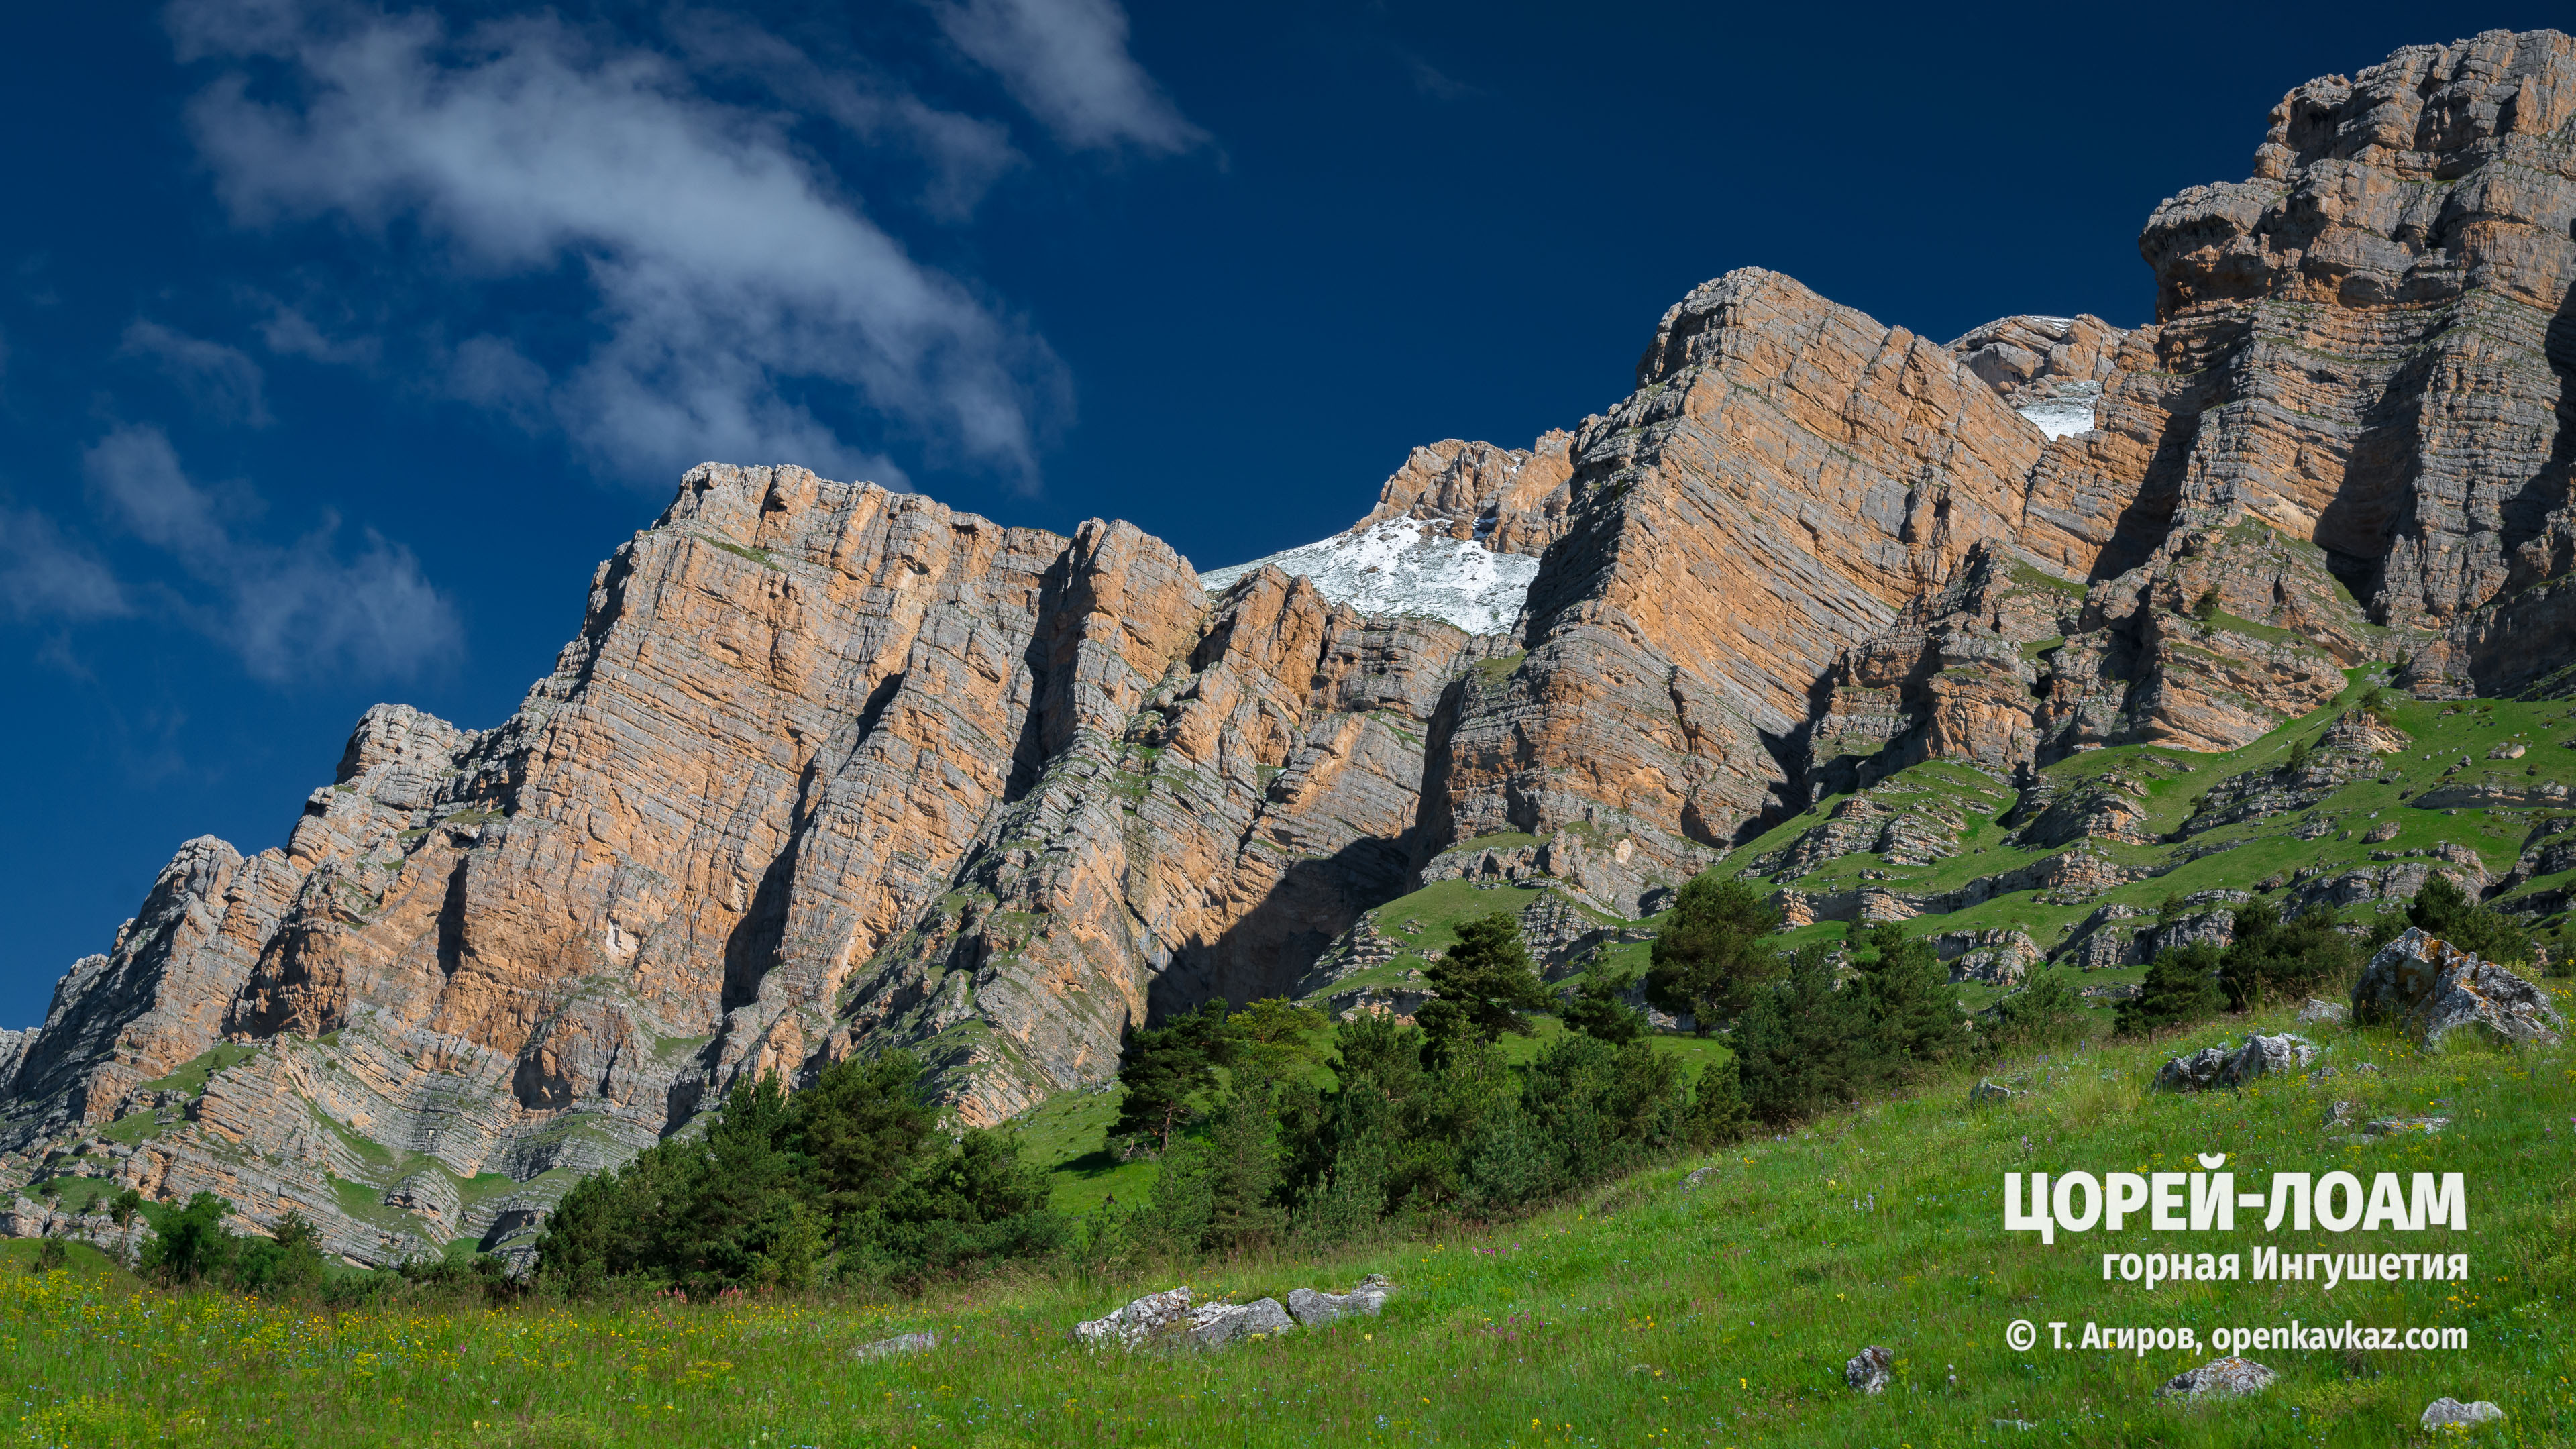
{"left": 18, "top": 28, "right": 2576, "bottom": 1263}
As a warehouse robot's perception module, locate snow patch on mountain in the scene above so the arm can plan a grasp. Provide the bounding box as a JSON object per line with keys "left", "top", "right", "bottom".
{"left": 1195, "top": 518, "right": 1538, "bottom": 635}
{"left": 2017, "top": 380, "right": 2101, "bottom": 440}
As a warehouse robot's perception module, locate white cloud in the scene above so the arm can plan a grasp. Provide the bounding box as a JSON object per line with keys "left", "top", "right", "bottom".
{"left": 667, "top": 9, "right": 1024, "bottom": 223}
{"left": 0, "top": 507, "right": 127, "bottom": 623}
{"left": 80, "top": 423, "right": 461, "bottom": 682}
{"left": 931, "top": 0, "right": 1205, "bottom": 154}
{"left": 170, "top": 0, "right": 1061, "bottom": 488}
{"left": 119, "top": 320, "right": 274, "bottom": 427}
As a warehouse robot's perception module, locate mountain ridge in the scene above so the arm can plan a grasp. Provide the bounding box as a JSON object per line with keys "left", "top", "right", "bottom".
{"left": 12, "top": 25, "right": 2576, "bottom": 1267}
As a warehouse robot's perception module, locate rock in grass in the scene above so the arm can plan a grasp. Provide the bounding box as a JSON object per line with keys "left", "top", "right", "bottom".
{"left": 1286, "top": 1277, "right": 1393, "bottom": 1327}
{"left": 2363, "top": 1115, "right": 2450, "bottom": 1138}
{"left": 1845, "top": 1345, "right": 1893, "bottom": 1394}
{"left": 1073, "top": 1287, "right": 1193, "bottom": 1350}
{"left": 2351, "top": 927, "right": 2565, "bottom": 1049}
{"left": 1186, "top": 1297, "right": 1294, "bottom": 1346}
{"left": 850, "top": 1330, "right": 938, "bottom": 1360}
{"left": 2420, "top": 1397, "right": 2505, "bottom": 1428}
{"left": 1969, "top": 1079, "right": 2021, "bottom": 1105}
{"left": 2153, "top": 1035, "right": 2315, "bottom": 1093}
{"left": 2155, "top": 1356, "right": 2274, "bottom": 1399}
{"left": 1681, "top": 1165, "right": 1715, "bottom": 1190}
{"left": 2296, "top": 998, "right": 2349, "bottom": 1026}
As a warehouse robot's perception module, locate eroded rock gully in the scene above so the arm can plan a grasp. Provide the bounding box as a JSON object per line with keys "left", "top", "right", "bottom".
{"left": 15, "top": 28, "right": 2576, "bottom": 1262}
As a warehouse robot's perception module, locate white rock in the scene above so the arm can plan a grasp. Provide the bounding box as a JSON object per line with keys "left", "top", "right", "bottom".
{"left": 2420, "top": 1397, "right": 2505, "bottom": 1428}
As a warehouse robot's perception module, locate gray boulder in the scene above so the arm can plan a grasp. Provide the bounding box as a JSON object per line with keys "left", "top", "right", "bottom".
{"left": 2155, "top": 1356, "right": 2275, "bottom": 1399}
{"left": 1287, "top": 1275, "right": 1393, "bottom": 1327}
{"left": 2420, "top": 1397, "right": 2505, "bottom": 1429}
{"left": 1187, "top": 1297, "right": 1294, "bottom": 1346}
{"left": 2351, "top": 927, "right": 2565, "bottom": 1049}
{"left": 850, "top": 1330, "right": 938, "bottom": 1360}
{"left": 2295, "top": 998, "right": 2349, "bottom": 1026}
{"left": 2154, "top": 1035, "right": 2315, "bottom": 1093}
{"left": 1073, "top": 1287, "right": 1193, "bottom": 1350}
{"left": 1845, "top": 1345, "right": 1893, "bottom": 1394}
{"left": 1969, "top": 1078, "right": 2021, "bottom": 1105}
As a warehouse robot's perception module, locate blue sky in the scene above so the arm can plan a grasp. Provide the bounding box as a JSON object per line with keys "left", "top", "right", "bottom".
{"left": 0, "top": 1, "right": 2548, "bottom": 1027}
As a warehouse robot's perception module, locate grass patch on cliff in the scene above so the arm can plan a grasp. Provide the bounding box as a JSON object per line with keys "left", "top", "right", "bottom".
{"left": 139, "top": 1043, "right": 262, "bottom": 1097}
{"left": 6, "top": 1000, "right": 2572, "bottom": 1447}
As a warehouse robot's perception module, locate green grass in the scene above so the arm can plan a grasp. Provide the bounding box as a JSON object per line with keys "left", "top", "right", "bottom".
{"left": 5, "top": 1000, "right": 2571, "bottom": 1446}
{"left": 139, "top": 1043, "right": 263, "bottom": 1096}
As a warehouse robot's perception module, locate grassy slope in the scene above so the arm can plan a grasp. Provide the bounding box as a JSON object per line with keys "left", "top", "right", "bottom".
{"left": 3, "top": 1003, "right": 2567, "bottom": 1448}
{"left": 1712, "top": 678, "right": 2576, "bottom": 1018}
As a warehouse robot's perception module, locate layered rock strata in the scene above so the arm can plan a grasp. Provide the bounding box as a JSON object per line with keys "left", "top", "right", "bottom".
{"left": 21, "top": 28, "right": 2576, "bottom": 1262}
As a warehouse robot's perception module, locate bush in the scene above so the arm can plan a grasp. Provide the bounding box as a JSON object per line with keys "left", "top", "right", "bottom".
{"left": 2216, "top": 900, "right": 2359, "bottom": 1010}
{"left": 2190, "top": 588, "right": 2220, "bottom": 620}
{"left": 2408, "top": 873, "right": 2532, "bottom": 965}
{"left": 142, "top": 1192, "right": 234, "bottom": 1285}
{"left": 1988, "top": 969, "right": 2094, "bottom": 1052}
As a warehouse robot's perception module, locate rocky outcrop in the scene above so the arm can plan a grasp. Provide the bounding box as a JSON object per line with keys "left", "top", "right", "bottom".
{"left": 1358, "top": 435, "right": 1576, "bottom": 557}
{"left": 2351, "top": 927, "right": 2565, "bottom": 1047}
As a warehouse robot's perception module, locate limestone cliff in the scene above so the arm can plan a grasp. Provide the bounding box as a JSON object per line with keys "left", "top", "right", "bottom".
{"left": 15, "top": 27, "right": 2576, "bottom": 1263}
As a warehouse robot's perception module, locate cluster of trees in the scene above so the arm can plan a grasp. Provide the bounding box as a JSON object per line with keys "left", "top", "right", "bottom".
{"left": 1099, "top": 886, "right": 2081, "bottom": 1257}
{"left": 2116, "top": 874, "right": 2534, "bottom": 1037}
{"left": 533, "top": 1051, "right": 1059, "bottom": 1297}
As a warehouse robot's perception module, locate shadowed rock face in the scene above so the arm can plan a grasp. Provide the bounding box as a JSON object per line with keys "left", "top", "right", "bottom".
{"left": 22, "top": 28, "right": 2576, "bottom": 1262}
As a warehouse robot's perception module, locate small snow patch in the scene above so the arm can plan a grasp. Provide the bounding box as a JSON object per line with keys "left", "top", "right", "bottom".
{"left": 1196, "top": 518, "right": 1538, "bottom": 635}
{"left": 2017, "top": 381, "right": 2100, "bottom": 440}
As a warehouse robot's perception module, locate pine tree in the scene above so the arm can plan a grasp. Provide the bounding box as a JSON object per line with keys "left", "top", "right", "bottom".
{"left": 1682, "top": 1053, "right": 1750, "bottom": 1148}
{"left": 1733, "top": 944, "right": 1872, "bottom": 1126}
{"left": 1423, "top": 912, "right": 1550, "bottom": 1044}
{"left": 1646, "top": 875, "right": 1782, "bottom": 1034}
{"left": 2409, "top": 872, "right": 2533, "bottom": 963}
{"left": 1110, "top": 1008, "right": 1225, "bottom": 1152}
{"left": 2115, "top": 941, "right": 2224, "bottom": 1037}
{"left": 1854, "top": 924, "right": 1962, "bottom": 1072}
{"left": 1560, "top": 963, "right": 1647, "bottom": 1045}
{"left": 1988, "top": 968, "right": 2092, "bottom": 1051}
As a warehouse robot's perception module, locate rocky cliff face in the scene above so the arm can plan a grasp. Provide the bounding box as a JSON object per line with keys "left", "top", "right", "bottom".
{"left": 15, "top": 27, "right": 2576, "bottom": 1262}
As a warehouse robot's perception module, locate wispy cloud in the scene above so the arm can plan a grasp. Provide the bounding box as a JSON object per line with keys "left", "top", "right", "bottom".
{"left": 931, "top": 0, "right": 1206, "bottom": 155}
{"left": 0, "top": 506, "right": 127, "bottom": 623}
{"left": 80, "top": 423, "right": 460, "bottom": 682}
{"left": 119, "top": 319, "right": 274, "bottom": 427}
{"left": 170, "top": 0, "right": 1067, "bottom": 490}
{"left": 669, "top": 9, "right": 1025, "bottom": 223}
{"left": 1405, "top": 56, "right": 1480, "bottom": 103}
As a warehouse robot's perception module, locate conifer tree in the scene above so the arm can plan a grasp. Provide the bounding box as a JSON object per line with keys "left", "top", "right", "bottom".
{"left": 1647, "top": 875, "right": 1782, "bottom": 1034}
{"left": 1560, "top": 963, "right": 1648, "bottom": 1045}
{"left": 1423, "top": 912, "right": 1551, "bottom": 1044}
{"left": 1733, "top": 943, "right": 1870, "bottom": 1126}
{"left": 1681, "top": 1053, "right": 1749, "bottom": 1148}
{"left": 2115, "top": 941, "right": 2224, "bottom": 1036}
{"left": 1854, "top": 923, "right": 1962, "bottom": 1071}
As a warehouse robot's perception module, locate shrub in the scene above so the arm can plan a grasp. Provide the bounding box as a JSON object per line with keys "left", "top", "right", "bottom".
{"left": 2408, "top": 873, "right": 2532, "bottom": 964}
{"left": 1988, "top": 969, "right": 2094, "bottom": 1052}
